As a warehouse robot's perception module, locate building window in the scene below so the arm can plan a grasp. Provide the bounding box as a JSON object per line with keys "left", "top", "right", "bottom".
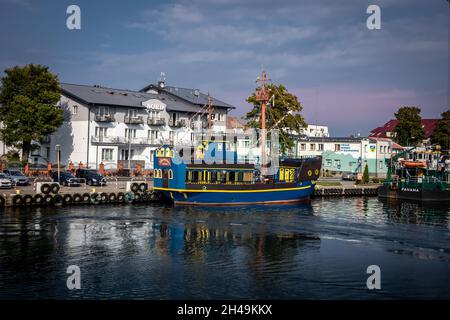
{"left": 334, "top": 159, "right": 341, "bottom": 167}
{"left": 300, "top": 143, "right": 306, "bottom": 151}
{"left": 125, "top": 128, "right": 137, "bottom": 139}
{"left": 310, "top": 144, "right": 316, "bottom": 151}
{"left": 102, "top": 148, "right": 114, "bottom": 161}
{"left": 127, "top": 109, "right": 138, "bottom": 117}
{"left": 335, "top": 144, "right": 341, "bottom": 151}
{"left": 379, "top": 161, "right": 383, "bottom": 169}
{"left": 72, "top": 105, "right": 78, "bottom": 115}
{"left": 120, "top": 149, "right": 134, "bottom": 160}
{"left": 380, "top": 146, "right": 383, "bottom": 154}
{"left": 383, "top": 146, "right": 387, "bottom": 153}
{"left": 325, "top": 159, "right": 332, "bottom": 167}
{"left": 96, "top": 106, "right": 110, "bottom": 116}
{"left": 149, "top": 110, "right": 160, "bottom": 120}
{"left": 148, "top": 130, "right": 158, "bottom": 142}
{"left": 95, "top": 127, "right": 107, "bottom": 137}
{"left": 318, "top": 144, "right": 324, "bottom": 151}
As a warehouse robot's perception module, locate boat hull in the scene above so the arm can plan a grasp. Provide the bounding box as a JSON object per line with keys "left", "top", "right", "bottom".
{"left": 155, "top": 184, "right": 315, "bottom": 206}
{"left": 378, "top": 185, "right": 450, "bottom": 202}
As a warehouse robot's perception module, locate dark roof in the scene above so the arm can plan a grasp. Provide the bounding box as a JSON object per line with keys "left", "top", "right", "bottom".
{"left": 61, "top": 83, "right": 209, "bottom": 113}
{"left": 369, "top": 119, "right": 438, "bottom": 138}
{"left": 140, "top": 83, "right": 235, "bottom": 110}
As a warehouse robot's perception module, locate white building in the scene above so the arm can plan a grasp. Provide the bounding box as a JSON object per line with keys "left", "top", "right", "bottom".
{"left": 292, "top": 136, "right": 397, "bottom": 177}
{"left": 299, "top": 124, "right": 329, "bottom": 138}
{"left": 30, "top": 80, "right": 234, "bottom": 170}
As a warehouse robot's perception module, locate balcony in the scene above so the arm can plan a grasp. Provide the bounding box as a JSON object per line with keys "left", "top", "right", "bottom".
{"left": 124, "top": 115, "right": 144, "bottom": 124}
{"left": 91, "top": 136, "right": 164, "bottom": 147}
{"left": 95, "top": 114, "right": 115, "bottom": 122}
{"left": 147, "top": 117, "right": 166, "bottom": 126}
{"left": 169, "top": 119, "right": 186, "bottom": 127}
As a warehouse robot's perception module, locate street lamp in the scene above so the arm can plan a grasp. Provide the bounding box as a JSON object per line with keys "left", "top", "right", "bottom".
{"left": 55, "top": 144, "right": 61, "bottom": 183}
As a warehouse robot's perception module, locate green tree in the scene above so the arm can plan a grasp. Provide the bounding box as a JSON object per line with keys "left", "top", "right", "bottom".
{"left": 363, "top": 163, "right": 369, "bottom": 184}
{"left": 393, "top": 106, "right": 425, "bottom": 146}
{"left": 431, "top": 110, "right": 450, "bottom": 150}
{"left": 0, "top": 64, "right": 63, "bottom": 163}
{"left": 245, "top": 83, "right": 307, "bottom": 154}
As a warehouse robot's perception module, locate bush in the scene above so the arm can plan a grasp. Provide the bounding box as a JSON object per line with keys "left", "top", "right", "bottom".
{"left": 363, "top": 164, "right": 369, "bottom": 184}
{"left": 372, "top": 177, "right": 380, "bottom": 183}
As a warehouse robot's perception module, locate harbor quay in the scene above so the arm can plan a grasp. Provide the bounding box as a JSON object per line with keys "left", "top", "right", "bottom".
{"left": 0, "top": 177, "right": 380, "bottom": 208}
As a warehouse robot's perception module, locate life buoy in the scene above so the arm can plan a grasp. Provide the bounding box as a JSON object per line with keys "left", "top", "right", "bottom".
{"left": 117, "top": 192, "right": 125, "bottom": 203}
{"left": 23, "top": 194, "right": 33, "bottom": 205}
{"left": 34, "top": 194, "right": 44, "bottom": 205}
{"left": 50, "top": 183, "right": 60, "bottom": 194}
{"left": 100, "top": 192, "right": 108, "bottom": 203}
{"left": 108, "top": 193, "right": 117, "bottom": 202}
{"left": 131, "top": 183, "right": 139, "bottom": 193}
{"left": 73, "top": 193, "right": 82, "bottom": 203}
{"left": 82, "top": 193, "right": 90, "bottom": 203}
{"left": 124, "top": 191, "right": 135, "bottom": 203}
{"left": 53, "top": 194, "right": 63, "bottom": 205}
{"left": 44, "top": 194, "right": 53, "bottom": 205}
{"left": 90, "top": 193, "right": 100, "bottom": 205}
{"left": 139, "top": 183, "right": 147, "bottom": 192}
{"left": 12, "top": 194, "right": 23, "bottom": 206}
{"left": 63, "top": 194, "right": 73, "bottom": 205}
{"left": 40, "top": 183, "right": 51, "bottom": 194}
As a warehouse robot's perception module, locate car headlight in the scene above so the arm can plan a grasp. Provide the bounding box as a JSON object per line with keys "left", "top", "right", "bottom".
{"left": 92, "top": 178, "right": 97, "bottom": 182}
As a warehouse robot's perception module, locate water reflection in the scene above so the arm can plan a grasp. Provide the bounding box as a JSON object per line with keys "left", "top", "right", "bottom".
{"left": 378, "top": 198, "right": 450, "bottom": 227}
{"left": 1, "top": 198, "right": 450, "bottom": 299}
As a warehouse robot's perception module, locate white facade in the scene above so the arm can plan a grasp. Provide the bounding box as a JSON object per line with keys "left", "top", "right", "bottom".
{"left": 299, "top": 125, "right": 329, "bottom": 137}
{"left": 30, "top": 84, "right": 230, "bottom": 170}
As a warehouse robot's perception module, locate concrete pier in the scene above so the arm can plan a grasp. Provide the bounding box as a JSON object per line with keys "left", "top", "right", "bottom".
{"left": 313, "top": 184, "right": 379, "bottom": 197}
{"left": 0, "top": 179, "right": 159, "bottom": 207}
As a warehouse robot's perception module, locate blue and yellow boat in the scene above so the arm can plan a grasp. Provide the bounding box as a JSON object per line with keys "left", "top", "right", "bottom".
{"left": 153, "top": 71, "right": 321, "bottom": 206}
{"left": 152, "top": 141, "right": 322, "bottom": 206}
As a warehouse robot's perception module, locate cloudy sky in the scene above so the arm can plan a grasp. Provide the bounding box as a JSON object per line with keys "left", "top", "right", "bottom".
{"left": 0, "top": 0, "right": 448, "bottom": 136}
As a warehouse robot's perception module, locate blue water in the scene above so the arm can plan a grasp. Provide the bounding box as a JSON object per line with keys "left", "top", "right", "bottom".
{"left": 1, "top": 197, "right": 450, "bottom": 299}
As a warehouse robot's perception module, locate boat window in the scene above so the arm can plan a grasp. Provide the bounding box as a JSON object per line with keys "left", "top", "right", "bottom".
{"left": 168, "top": 169, "right": 174, "bottom": 180}
{"left": 192, "top": 171, "right": 199, "bottom": 183}
{"left": 280, "top": 168, "right": 285, "bottom": 181}
{"left": 211, "top": 171, "right": 217, "bottom": 183}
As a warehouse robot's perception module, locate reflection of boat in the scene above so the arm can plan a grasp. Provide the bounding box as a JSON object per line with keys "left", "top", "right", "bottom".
{"left": 152, "top": 71, "right": 322, "bottom": 206}
{"left": 378, "top": 146, "right": 450, "bottom": 202}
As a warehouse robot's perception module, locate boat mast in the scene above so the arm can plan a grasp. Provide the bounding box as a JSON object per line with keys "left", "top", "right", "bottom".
{"left": 256, "top": 71, "right": 269, "bottom": 175}
{"left": 207, "top": 94, "right": 213, "bottom": 130}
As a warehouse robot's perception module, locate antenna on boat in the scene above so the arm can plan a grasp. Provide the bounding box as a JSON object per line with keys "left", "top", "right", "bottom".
{"left": 207, "top": 93, "right": 213, "bottom": 130}
{"left": 256, "top": 71, "right": 270, "bottom": 175}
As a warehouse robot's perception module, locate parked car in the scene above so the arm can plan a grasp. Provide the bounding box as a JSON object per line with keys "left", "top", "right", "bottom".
{"left": 75, "top": 169, "right": 106, "bottom": 186}
{"left": 51, "top": 171, "right": 82, "bottom": 187}
{"left": 342, "top": 172, "right": 357, "bottom": 181}
{"left": 0, "top": 173, "right": 13, "bottom": 189}
{"left": 3, "top": 169, "right": 29, "bottom": 186}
